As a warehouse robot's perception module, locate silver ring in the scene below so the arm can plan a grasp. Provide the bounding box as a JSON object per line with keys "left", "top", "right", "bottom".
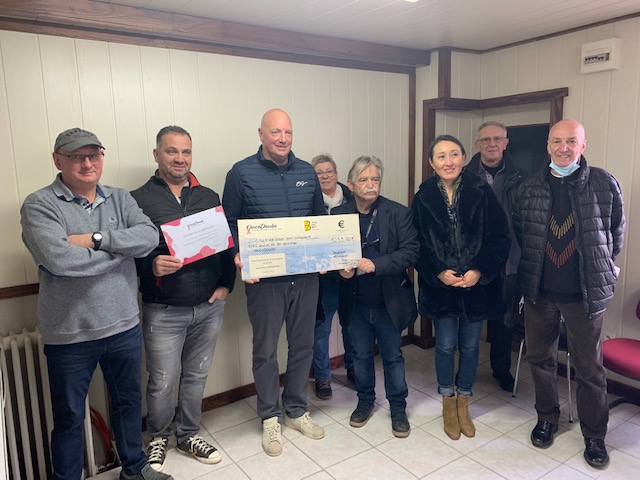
{"left": 463, "top": 284, "right": 467, "bottom": 288}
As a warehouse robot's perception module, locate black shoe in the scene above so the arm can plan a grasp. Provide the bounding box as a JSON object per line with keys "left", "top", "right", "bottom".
{"left": 391, "top": 411, "right": 410, "bottom": 438}
{"left": 315, "top": 379, "right": 333, "bottom": 400}
{"left": 493, "top": 372, "right": 515, "bottom": 392}
{"left": 349, "top": 402, "right": 374, "bottom": 427}
{"left": 530, "top": 420, "right": 558, "bottom": 448}
{"left": 584, "top": 437, "right": 609, "bottom": 468}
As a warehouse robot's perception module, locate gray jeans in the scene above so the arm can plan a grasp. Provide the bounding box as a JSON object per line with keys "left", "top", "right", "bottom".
{"left": 142, "top": 300, "right": 225, "bottom": 443}
{"left": 525, "top": 295, "right": 608, "bottom": 438}
{"left": 246, "top": 274, "right": 319, "bottom": 421}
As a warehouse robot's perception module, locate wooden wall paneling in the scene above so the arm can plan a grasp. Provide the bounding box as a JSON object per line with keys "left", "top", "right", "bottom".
{"left": 385, "top": 72, "right": 410, "bottom": 205}
{"left": 559, "top": 31, "right": 587, "bottom": 85}
{"left": 310, "top": 67, "right": 333, "bottom": 160}
{"left": 330, "top": 68, "right": 352, "bottom": 167}
{"left": 604, "top": 21, "right": 640, "bottom": 338}
{"left": 109, "top": 43, "right": 148, "bottom": 191}
{"left": 582, "top": 72, "right": 612, "bottom": 166}
{"left": 452, "top": 52, "right": 480, "bottom": 99}
{"left": 537, "top": 38, "right": 562, "bottom": 91}
{"left": 0, "top": 35, "right": 29, "bottom": 288}
{"left": 290, "top": 63, "right": 316, "bottom": 162}
{"left": 39, "top": 35, "right": 83, "bottom": 134}
{"left": 349, "top": 69, "right": 369, "bottom": 160}
{"left": 516, "top": 43, "right": 539, "bottom": 93}
{"left": 196, "top": 52, "right": 231, "bottom": 194}
{"left": 221, "top": 56, "right": 252, "bottom": 163}
{"left": 2, "top": 32, "right": 53, "bottom": 201}
{"left": 140, "top": 46, "right": 174, "bottom": 180}
{"left": 497, "top": 46, "right": 518, "bottom": 95}
{"left": 2, "top": 32, "right": 51, "bottom": 286}
{"left": 367, "top": 72, "right": 386, "bottom": 167}
{"left": 169, "top": 49, "right": 202, "bottom": 149}
{"left": 480, "top": 51, "right": 499, "bottom": 99}
{"left": 270, "top": 62, "right": 296, "bottom": 120}
{"left": 76, "top": 39, "right": 118, "bottom": 175}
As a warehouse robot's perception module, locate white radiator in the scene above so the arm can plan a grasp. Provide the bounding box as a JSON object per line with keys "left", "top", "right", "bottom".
{"left": 0, "top": 329, "right": 96, "bottom": 479}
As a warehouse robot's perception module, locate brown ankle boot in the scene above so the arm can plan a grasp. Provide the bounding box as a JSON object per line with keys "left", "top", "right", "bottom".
{"left": 442, "top": 395, "right": 460, "bottom": 440}
{"left": 457, "top": 394, "right": 476, "bottom": 438}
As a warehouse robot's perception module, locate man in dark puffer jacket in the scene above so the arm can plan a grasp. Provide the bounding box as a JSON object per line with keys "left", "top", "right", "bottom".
{"left": 513, "top": 119, "right": 625, "bottom": 469}
{"left": 222, "top": 109, "right": 326, "bottom": 457}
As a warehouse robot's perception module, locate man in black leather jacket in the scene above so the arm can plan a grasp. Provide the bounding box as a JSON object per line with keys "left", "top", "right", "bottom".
{"left": 468, "top": 121, "right": 523, "bottom": 392}
{"left": 513, "top": 119, "right": 625, "bottom": 469}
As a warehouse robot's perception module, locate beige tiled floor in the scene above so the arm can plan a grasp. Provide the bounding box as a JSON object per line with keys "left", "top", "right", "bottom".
{"left": 93, "top": 341, "right": 640, "bottom": 479}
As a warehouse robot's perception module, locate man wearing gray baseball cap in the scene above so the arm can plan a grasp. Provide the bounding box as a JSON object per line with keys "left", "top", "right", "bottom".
{"left": 21, "top": 128, "right": 172, "bottom": 480}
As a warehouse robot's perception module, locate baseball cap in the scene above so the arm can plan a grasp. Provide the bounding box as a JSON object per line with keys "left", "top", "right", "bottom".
{"left": 54, "top": 128, "right": 104, "bottom": 153}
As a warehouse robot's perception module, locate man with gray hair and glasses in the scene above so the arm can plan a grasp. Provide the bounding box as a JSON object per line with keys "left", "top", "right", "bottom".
{"left": 467, "top": 121, "right": 523, "bottom": 393}
{"left": 21, "top": 128, "right": 170, "bottom": 480}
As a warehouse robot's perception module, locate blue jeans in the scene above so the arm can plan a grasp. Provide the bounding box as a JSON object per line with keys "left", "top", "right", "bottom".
{"left": 348, "top": 303, "right": 408, "bottom": 412}
{"left": 45, "top": 326, "right": 146, "bottom": 479}
{"left": 433, "top": 316, "right": 484, "bottom": 397}
{"left": 313, "top": 282, "right": 354, "bottom": 380}
{"left": 142, "top": 300, "right": 225, "bottom": 444}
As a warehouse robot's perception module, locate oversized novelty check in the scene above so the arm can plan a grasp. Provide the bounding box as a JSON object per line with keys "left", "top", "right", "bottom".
{"left": 238, "top": 214, "right": 361, "bottom": 280}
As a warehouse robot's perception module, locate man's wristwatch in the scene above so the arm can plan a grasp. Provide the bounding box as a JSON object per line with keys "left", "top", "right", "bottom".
{"left": 92, "top": 232, "right": 103, "bottom": 251}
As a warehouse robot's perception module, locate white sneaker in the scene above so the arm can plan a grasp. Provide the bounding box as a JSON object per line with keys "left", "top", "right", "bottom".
{"left": 284, "top": 412, "right": 325, "bottom": 439}
{"left": 262, "top": 416, "right": 282, "bottom": 456}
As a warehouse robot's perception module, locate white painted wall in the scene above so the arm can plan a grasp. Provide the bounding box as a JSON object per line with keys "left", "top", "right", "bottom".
{"left": 0, "top": 30, "right": 410, "bottom": 399}
{"left": 417, "top": 17, "right": 640, "bottom": 386}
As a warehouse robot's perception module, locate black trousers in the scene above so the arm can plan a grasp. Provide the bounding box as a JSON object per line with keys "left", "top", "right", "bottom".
{"left": 525, "top": 295, "right": 608, "bottom": 438}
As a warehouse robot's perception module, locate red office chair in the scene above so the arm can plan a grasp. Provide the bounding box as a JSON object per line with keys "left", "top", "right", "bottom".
{"left": 602, "top": 300, "right": 640, "bottom": 408}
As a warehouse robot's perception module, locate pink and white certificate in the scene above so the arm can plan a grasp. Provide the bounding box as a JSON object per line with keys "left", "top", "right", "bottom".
{"left": 160, "top": 206, "right": 234, "bottom": 265}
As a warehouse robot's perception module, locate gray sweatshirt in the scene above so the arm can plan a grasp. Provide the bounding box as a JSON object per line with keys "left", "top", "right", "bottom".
{"left": 21, "top": 174, "right": 159, "bottom": 345}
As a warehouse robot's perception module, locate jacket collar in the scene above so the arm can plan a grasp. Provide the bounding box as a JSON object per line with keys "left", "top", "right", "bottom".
{"left": 152, "top": 171, "right": 201, "bottom": 189}
{"left": 52, "top": 173, "right": 112, "bottom": 202}
{"left": 257, "top": 146, "right": 296, "bottom": 170}
{"left": 467, "top": 151, "right": 521, "bottom": 178}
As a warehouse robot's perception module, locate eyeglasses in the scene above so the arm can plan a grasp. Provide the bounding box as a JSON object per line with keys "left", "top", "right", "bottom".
{"left": 477, "top": 136, "right": 507, "bottom": 146}
{"left": 316, "top": 169, "right": 336, "bottom": 177}
{"left": 57, "top": 152, "right": 104, "bottom": 164}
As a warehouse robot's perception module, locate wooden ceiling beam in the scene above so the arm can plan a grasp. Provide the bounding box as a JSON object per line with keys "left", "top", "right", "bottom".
{"left": 0, "top": 0, "right": 430, "bottom": 69}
